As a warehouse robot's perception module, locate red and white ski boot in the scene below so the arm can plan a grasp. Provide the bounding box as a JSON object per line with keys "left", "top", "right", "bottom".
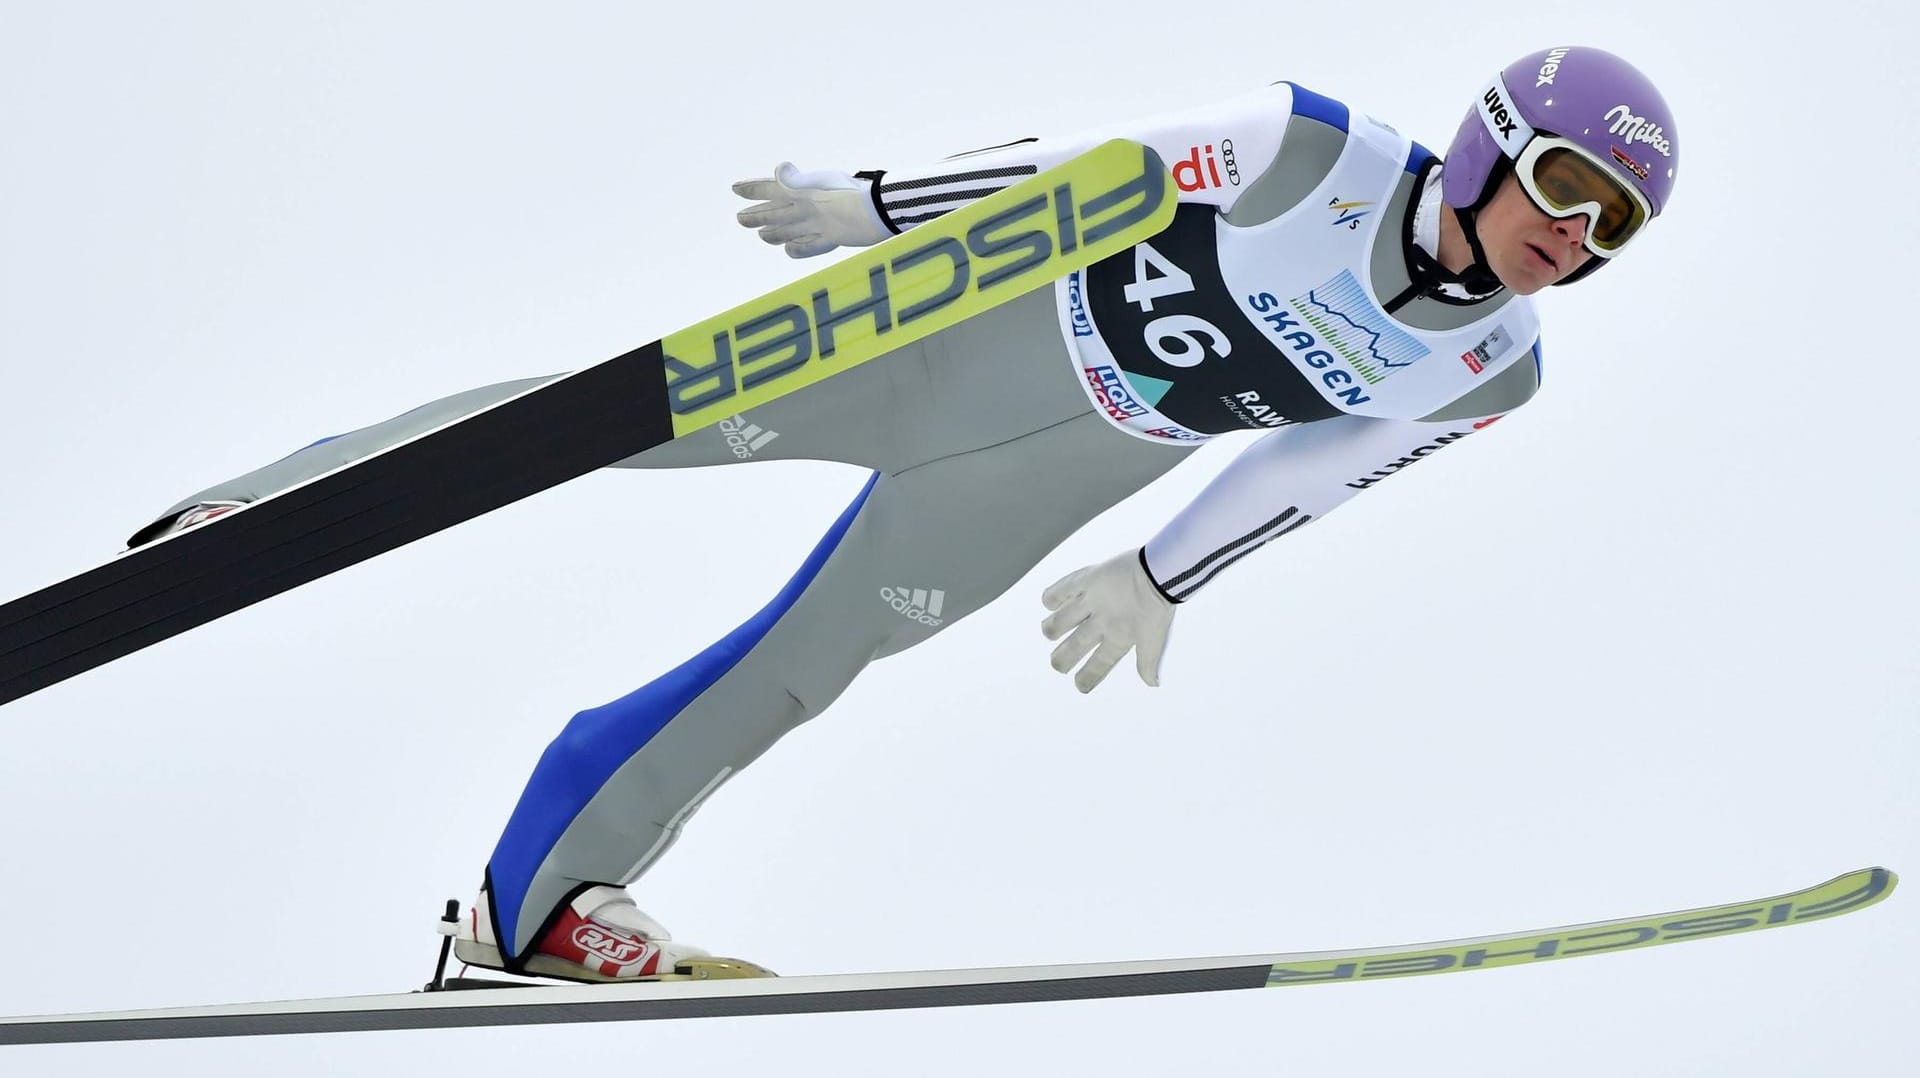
{"left": 125, "top": 500, "right": 247, "bottom": 550}
{"left": 445, "top": 885, "right": 771, "bottom": 983}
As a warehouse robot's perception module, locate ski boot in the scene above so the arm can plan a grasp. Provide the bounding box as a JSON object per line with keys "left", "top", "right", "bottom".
{"left": 439, "top": 885, "right": 773, "bottom": 985}
{"left": 125, "top": 500, "right": 248, "bottom": 550}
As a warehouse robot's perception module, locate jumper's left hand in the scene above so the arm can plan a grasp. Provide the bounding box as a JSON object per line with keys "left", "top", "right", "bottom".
{"left": 1041, "top": 549, "right": 1175, "bottom": 693}
{"left": 731, "top": 162, "right": 891, "bottom": 258}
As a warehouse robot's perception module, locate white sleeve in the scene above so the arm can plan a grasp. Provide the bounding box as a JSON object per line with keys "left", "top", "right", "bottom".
{"left": 860, "top": 82, "right": 1300, "bottom": 231}
{"left": 1142, "top": 413, "right": 1508, "bottom": 602}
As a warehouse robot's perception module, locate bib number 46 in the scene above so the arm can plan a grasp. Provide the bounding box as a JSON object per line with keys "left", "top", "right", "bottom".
{"left": 1121, "top": 242, "right": 1231, "bottom": 369}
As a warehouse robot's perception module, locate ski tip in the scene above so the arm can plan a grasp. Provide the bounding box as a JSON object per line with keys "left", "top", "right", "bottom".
{"left": 1790, "top": 867, "right": 1897, "bottom": 923}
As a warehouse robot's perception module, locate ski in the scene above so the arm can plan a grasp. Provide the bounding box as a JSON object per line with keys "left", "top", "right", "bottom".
{"left": 0, "top": 867, "right": 1892, "bottom": 1045}
{"left": 0, "top": 139, "right": 1173, "bottom": 707}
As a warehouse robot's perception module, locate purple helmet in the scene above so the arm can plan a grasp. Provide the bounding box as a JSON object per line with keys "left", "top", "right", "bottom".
{"left": 1443, "top": 46, "right": 1678, "bottom": 278}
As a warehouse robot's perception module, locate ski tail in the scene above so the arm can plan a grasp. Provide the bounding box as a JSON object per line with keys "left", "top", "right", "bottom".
{"left": 0, "top": 140, "right": 1175, "bottom": 708}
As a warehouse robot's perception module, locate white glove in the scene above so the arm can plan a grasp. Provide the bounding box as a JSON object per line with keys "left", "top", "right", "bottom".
{"left": 731, "top": 162, "right": 892, "bottom": 258}
{"left": 1040, "top": 549, "right": 1176, "bottom": 693}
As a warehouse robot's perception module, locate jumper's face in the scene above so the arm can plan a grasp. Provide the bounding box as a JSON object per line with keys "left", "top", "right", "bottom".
{"left": 1476, "top": 172, "right": 1595, "bottom": 294}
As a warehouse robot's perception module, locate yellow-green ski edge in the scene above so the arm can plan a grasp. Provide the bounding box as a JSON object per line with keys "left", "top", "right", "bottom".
{"left": 1266, "top": 866, "right": 1896, "bottom": 985}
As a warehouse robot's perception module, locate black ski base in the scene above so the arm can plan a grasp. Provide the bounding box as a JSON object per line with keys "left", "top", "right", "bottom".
{"left": 0, "top": 346, "right": 671, "bottom": 705}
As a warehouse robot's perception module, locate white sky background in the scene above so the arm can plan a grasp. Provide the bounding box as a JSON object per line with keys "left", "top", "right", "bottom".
{"left": 1, "top": 0, "right": 1913, "bottom": 1073}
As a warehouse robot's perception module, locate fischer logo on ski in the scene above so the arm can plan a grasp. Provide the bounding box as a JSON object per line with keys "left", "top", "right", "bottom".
{"left": 660, "top": 139, "right": 1174, "bottom": 432}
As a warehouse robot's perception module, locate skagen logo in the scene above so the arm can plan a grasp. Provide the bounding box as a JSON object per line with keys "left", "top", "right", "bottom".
{"left": 1535, "top": 46, "right": 1570, "bottom": 86}
{"left": 1605, "top": 104, "right": 1673, "bottom": 157}
{"left": 1482, "top": 87, "right": 1519, "bottom": 139}
{"left": 573, "top": 925, "right": 648, "bottom": 963}
{"left": 881, "top": 586, "right": 945, "bottom": 626}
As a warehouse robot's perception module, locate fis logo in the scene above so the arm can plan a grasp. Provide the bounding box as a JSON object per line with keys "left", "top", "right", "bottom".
{"left": 572, "top": 925, "right": 654, "bottom": 965}
{"left": 1066, "top": 272, "right": 1093, "bottom": 337}
{"left": 881, "top": 586, "right": 946, "bottom": 626}
{"left": 1172, "top": 140, "right": 1240, "bottom": 192}
{"left": 1327, "top": 198, "right": 1373, "bottom": 230}
{"left": 1086, "top": 365, "right": 1149, "bottom": 419}
{"left": 717, "top": 415, "right": 779, "bottom": 458}
{"left": 1605, "top": 104, "right": 1673, "bottom": 157}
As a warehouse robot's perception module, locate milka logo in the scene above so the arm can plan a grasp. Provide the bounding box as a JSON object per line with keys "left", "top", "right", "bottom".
{"left": 1534, "top": 47, "right": 1570, "bottom": 86}
{"left": 572, "top": 925, "right": 651, "bottom": 964}
{"left": 717, "top": 415, "right": 779, "bottom": 458}
{"left": 1605, "top": 104, "right": 1673, "bottom": 157}
{"left": 881, "top": 586, "right": 945, "bottom": 626}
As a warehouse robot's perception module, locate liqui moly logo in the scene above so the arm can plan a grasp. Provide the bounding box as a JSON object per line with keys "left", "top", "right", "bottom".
{"left": 1171, "top": 141, "right": 1240, "bottom": 191}
{"left": 573, "top": 925, "right": 652, "bottom": 964}
{"left": 1086, "top": 365, "right": 1149, "bottom": 419}
{"left": 1066, "top": 273, "right": 1093, "bottom": 336}
{"left": 1605, "top": 105, "right": 1672, "bottom": 157}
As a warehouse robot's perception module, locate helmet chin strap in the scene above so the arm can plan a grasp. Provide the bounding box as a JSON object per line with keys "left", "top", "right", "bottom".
{"left": 1398, "top": 203, "right": 1504, "bottom": 307}
{"left": 1450, "top": 204, "right": 1506, "bottom": 295}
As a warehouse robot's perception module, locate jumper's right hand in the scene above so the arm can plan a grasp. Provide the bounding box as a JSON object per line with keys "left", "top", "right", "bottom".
{"left": 731, "top": 163, "right": 892, "bottom": 259}
{"left": 1040, "top": 549, "right": 1177, "bottom": 694}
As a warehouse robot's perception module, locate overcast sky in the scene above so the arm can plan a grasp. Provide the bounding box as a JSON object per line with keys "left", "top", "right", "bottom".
{"left": 1, "top": 1, "right": 1913, "bottom": 1074}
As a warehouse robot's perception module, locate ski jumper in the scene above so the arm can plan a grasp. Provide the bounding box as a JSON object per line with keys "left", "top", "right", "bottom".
{"left": 148, "top": 82, "right": 1545, "bottom": 962}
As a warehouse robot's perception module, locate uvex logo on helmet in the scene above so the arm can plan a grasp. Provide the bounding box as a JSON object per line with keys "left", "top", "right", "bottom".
{"left": 1481, "top": 88, "right": 1518, "bottom": 137}
{"left": 1479, "top": 84, "right": 1527, "bottom": 150}
{"left": 1534, "top": 46, "right": 1571, "bottom": 86}
{"left": 1604, "top": 105, "right": 1673, "bottom": 157}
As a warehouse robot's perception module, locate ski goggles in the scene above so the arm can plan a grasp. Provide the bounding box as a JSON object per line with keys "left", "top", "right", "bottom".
{"left": 1512, "top": 135, "right": 1652, "bottom": 258}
